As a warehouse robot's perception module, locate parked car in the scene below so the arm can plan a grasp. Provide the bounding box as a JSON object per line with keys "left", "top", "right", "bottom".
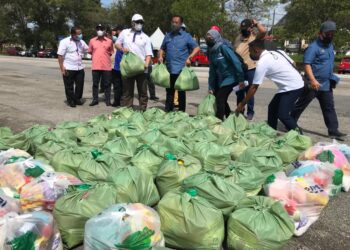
{"left": 6, "top": 47, "right": 23, "bottom": 56}
{"left": 338, "top": 56, "right": 350, "bottom": 74}
{"left": 18, "top": 50, "right": 26, "bottom": 56}
{"left": 45, "top": 49, "right": 58, "bottom": 58}
{"left": 36, "top": 49, "right": 46, "bottom": 58}
{"left": 191, "top": 44, "right": 209, "bottom": 67}
{"left": 26, "top": 48, "right": 39, "bottom": 57}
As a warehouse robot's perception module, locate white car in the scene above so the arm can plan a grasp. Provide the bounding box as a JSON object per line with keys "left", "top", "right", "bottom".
{"left": 346, "top": 50, "right": 350, "bottom": 56}
{"left": 18, "top": 51, "right": 26, "bottom": 56}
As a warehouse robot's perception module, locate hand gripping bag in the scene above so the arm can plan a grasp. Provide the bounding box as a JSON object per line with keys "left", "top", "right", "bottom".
{"left": 174, "top": 67, "right": 199, "bottom": 91}
{"left": 157, "top": 189, "right": 224, "bottom": 250}
{"left": 84, "top": 203, "right": 165, "bottom": 250}
{"left": 227, "top": 196, "right": 294, "bottom": 250}
{"left": 151, "top": 63, "right": 170, "bottom": 88}
{"left": 120, "top": 52, "right": 145, "bottom": 78}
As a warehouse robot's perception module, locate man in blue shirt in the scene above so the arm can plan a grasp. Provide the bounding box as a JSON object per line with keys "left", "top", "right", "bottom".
{"left": 159, "top": 15, "right": 200, "bottom": 112}
{"left": 292, "top": 21, "right": 347, "bottom": 139}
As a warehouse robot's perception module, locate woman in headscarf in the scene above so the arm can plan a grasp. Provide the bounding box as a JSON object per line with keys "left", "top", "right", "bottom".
{"left": 206, "top": 29, "right": 245, "bottom": 120}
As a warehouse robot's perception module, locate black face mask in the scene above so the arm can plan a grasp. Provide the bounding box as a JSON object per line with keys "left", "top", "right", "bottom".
{"left": 249, "top": 53, "right": 259, "bottom": 61}
{"left": 206, "top": 40, "right": 215, "bottom": 47}
{"left": 241, "top": 29, "right": 251, "bottom": 37}
{"left": 321, "top": 35, "right": 333, "bottom": 45}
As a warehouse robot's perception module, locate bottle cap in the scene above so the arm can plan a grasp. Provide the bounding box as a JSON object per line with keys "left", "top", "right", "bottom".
{"left": 186, "top": 188, "right": 198, "bottom": 197}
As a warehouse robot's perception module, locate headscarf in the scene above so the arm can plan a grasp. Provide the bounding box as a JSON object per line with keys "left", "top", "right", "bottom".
{"left": 206, "top": 29, "right": 223, "bottom": 51}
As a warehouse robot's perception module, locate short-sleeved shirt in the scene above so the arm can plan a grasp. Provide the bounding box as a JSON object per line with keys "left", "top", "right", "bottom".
{"left": 253, "top": 50, "right": 304, "bottom": 93}
{"left": 161, "top": 30, "right": 198, "bottom": 74}
{"left": 116, "top": 28, "right": 153, "bottom": 61}
{"left": 88, "top": 36, "right": 114, "bottom": 71}
{"left": 57, "top": 37, "right": 89, "bottom": 71}
{"left": 234, "top": 33, "right": 257, "bottom": 70}
{"left": 303, "top": 38, "right": 335, "bottom": 91}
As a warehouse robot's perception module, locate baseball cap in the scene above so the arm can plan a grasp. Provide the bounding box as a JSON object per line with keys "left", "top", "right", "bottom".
{"left": 320, "top": 21, "right": 336, "bottom": 33}
{"left": 240, "top": 19, "right": 252, "bottom": 29}
{"left": 96, "top": 24, "right": 105, "bottom": 30}
{"left": 210, "top": 25, "right": 221, "bottom": 32}
{"left": 132, "top": 14, "right": 144, "bottom": 22}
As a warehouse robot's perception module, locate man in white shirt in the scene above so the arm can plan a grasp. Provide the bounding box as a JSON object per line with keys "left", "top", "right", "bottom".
{"left": 116, "top": 14, "right": 153, "bottom": 111}
{"left": 236, "top": 39, "right": 304, "bottom": 131}
{"left": 57, "top": 26, "right": 89, "bottom": 107}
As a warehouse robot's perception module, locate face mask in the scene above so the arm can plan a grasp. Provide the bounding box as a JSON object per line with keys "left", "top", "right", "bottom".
{"left": 206, "top": 39, "right": 215, "bottom": 47}
{"left": 134, "top": 23, "right": 143, "bottom": 31}
{"left": 171, "top": 24, "right": 181, "bottom": 32}
{"left": 249, "top": 53, "right": 259, "bottom": 61}
{"left": 97, "top": 30, "right": 104, "bottom": 37}
{"left": 112, "top": 36, "right": 117, "bottom": 43}
{"left": 241, "top": 29, "right": 251, "bottom": 37}
{"left": 321, "top": 35, "right": 333, "bottom": 45}
{"left": 76, "top": 34, "right": 83, "bottom": 41}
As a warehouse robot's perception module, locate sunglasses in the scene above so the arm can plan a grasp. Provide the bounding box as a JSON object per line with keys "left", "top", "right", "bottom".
{"left": 134, "top": 20, "right": 144, "bottom": 24}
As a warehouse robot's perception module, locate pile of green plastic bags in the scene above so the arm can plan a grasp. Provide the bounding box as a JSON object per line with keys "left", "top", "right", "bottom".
{"left": 1, "top": 106, "right": 332, "bottom": 250}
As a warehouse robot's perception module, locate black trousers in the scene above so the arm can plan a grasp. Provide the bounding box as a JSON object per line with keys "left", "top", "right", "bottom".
{"left": 111, "top": 69, "right": 123, "bottom": 105}
{"left": 165, "top": 74, "right": 186, "bottom": 112}
{"left": 214, "top": 83, "right": 235, "bottom": 120}
{"left": 92, "top": 70, "right": 111, "bottom": 103}
{"left": 268, "top": 87, "right": 303, "bottom": 131}
{"left": 291, "top": 88, "right": 339, "bottom": 133}
{"left": 62, "top": 69, "right": 85, "bottom": 104}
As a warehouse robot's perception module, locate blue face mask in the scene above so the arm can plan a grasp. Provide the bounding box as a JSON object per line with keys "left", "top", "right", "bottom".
{"left": 77, "top": 34, "right": 83, "bottom": 41}
{"left": 112, "top": 35, "right": 117, "bottom": 43}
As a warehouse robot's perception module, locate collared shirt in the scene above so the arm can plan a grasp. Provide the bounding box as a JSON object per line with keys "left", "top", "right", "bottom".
{"left": 88, "top": 36, "right": 114, "bottom": 71}
{"left": 116, "top": 28, "right": 153, "bottom": 61}
{"left": 303, "top": 38, "right": 335, "bottom": 91}
{"left": 234, "top": 33, "right": 257, "bottom": 70}
{"left": 253, "top": 50, "right": 304, "bottom": 93}
{"left": 57, "top": 37, "right": 89, "bottom": 71}
{"left": 161, "top": 30, "right": 198, "bottom": 74}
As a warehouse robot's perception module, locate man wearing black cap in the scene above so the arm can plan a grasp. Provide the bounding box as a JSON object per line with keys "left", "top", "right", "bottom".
{"left": 234, "top": 19, "right": 267, "bottom": 120}
{"left": 88, "top": 24, "right": 114, "bottom": 106}
{"left": 291, "top": 21, "right": 347, "bottom": 140}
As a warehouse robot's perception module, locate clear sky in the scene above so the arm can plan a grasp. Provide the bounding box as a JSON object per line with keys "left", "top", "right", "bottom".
{"left": 101, "top": 0, "right": 112, "bottom": 7}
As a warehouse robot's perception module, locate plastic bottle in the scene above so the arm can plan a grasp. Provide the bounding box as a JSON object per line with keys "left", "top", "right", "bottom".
{"left": 232, "top": 80, "right": 249, "bottom": 92}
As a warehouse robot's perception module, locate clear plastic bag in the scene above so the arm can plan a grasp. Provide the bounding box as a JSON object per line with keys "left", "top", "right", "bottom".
{"left": 84, "top": 203, "right": 165, "bottom": 250}
{"left": 0, "top": 148, "right": 31, "bottom": 165}
{"left": 0, "top": 158, "right": 53, "bottom": 192}
{"left": 20, "top": 172, "right": 82, "bottom": 211}
{"left": 0, "top": 211, "right": 63, "bottom": 250}
{"left": 0, "top": 190, "right": 20, "bottom": 217}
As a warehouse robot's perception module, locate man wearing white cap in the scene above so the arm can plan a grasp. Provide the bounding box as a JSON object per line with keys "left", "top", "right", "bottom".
{"left": 116, "top": 14, "right": 153, "bottom": 111}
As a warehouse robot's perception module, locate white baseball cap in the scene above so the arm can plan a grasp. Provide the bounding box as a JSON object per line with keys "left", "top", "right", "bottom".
{"left": 132, "top": 14, "right": 144, "bottom": 22}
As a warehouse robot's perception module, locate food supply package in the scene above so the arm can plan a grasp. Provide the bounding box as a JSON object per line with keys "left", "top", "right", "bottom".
{"left": 197, "top": 94, "right": 216, "bottom": 116}
{"left": 20, "top": 172, "right": 82, "bottom": 211}
{"left": 157, "top": 189, "right": 225, "bottom": 250}
{"left": 174, "top": 67, "right": 199, "bottom": 91}
{"left": 151, "top": 63, "right": 170, "bottom": 88}
{"left": 120, "top": 52, "right": 145, "bottom": 78}
{"left": 227, "top": 196, "right": 294, "bottom": 250}
{"left": 84, "top": 203, "right": 165, "bottom": 250}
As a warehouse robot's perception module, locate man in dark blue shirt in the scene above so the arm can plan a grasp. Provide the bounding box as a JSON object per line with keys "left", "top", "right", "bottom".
{"left": 159, "top": 15, "right": 200, "bottom": 112}
{"left": 292, "top": 21, "right": 347, "bottom": 140}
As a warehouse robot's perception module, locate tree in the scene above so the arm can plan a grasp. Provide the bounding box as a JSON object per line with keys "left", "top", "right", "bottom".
{"left": 228, "top": 0, "right": 279, "bottom": 19}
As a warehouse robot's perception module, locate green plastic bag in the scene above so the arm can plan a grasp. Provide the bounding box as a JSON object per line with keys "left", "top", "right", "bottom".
{"left": 143, "top": 108, "right": 166, "bottom": 121}
{"left": 187, "top": 116, "right": 210, "bottom": 130}
{"left": 197, "top": 94, "right": 216, "bottom": 116}
{"left": 35, "top": 139, "right": 76, "bottom": 163}
{"left": 238, "top": 147, "right": 283, "bottom": 178}
{"left": 227, "top": 161, "right": 265, "bottom": 196}
{"left": 78, "top": 150, "right": 126, "bottom": 183}
{"left": 103, "top": 137, "right": 139, "bottom": 162}
{"left": 163, "top": 111, "right": 189, "bottom": 123}
{"left": 227, "top": 196, "right": 294, "bottom": 250}
{"left": 112, "top": 107, "right": 134, "bottom": 119}
{"left": 156, "top": 138, "right": 192, "bottom": 157}
{"left": 75, "top": 127, "right": 109, "bottom": 148}
{"left": 53, "top": 183, "right": 118, "bottom": 249}
{"left": 241, "top": 130, "right": 272, "bottom": 147}
{"left": 50, "top": 148, "right": 89, "bottom": 177}
{"left": 183, "top": 128, "right": 217, "bottom": 143}
{"left": 159, "top": 121, "right": 191, "bottom": 138}
{"left": 131, "top": 145, "right": 163, "bottom": 178}
{"left": 222, "top": 113, "right": 248, "bottom": 132}
{"left": 182, "top": 172, "right": 246, "bottom": 216}
{"left": 140, "top": 128, "right": 168, "bottom": 145}
{"left": 151, "top": 63, "right": 170, "bottom": 88}
{"left": 107, "top": 165, "right": 160, "bottom": 206}
{"left": 156, "top": 153, "right": 202, "bottom": 196}
{"left": 248, "top": 122, "right": 277, "bottom": 138}
{"left": 280, "top": 130, "right": 312, "bottom": 151}
{"left": 265, "top": 139, "right": 300, "bottom": 164}
{"left": 56, "top": 121, "right": 83, "bottom": 131}
{"left": 192, "top": 141, "right": 231, "bottom": 170}
{"left": 115, "top": 123, "right": 144, "bottom": 138}
{"left": 128, "top": 111, "right": 148, "bottom": 130}
{"left": 0, "top": 127, "right": 12, "bottom": 138}
{"left": 174, "top": 67, "right": 199, "bottom": 91}
{"left": 157, "top": 189, "right": 225, "bottom": 250}
{"left": 120, "top": 52, "right": 145, "bottom": 78}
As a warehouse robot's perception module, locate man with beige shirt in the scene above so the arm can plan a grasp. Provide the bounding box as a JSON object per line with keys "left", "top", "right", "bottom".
{"left": 235, "top": 19, "right": 267, "bottom": 120}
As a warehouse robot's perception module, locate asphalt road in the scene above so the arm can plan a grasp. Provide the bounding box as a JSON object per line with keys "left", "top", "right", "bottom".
{"left": 0, "top": 55, "right": 349, "bottom": 250}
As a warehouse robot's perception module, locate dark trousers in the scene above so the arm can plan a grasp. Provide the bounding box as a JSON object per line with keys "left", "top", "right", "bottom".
{"left": 291, "top": 88, "right": 339, "bottom": 133}
{"left": 268, "top": 88, "right": 303, "bottom": 130}
{"left": 214, "top": 83, "right": 235, "bottom": 120}
{"left": 236, "top": 69, "right": 255, "bottom": 115}
{"left": 111, "top": 69, "right": 123, "bottom": 105}
{"left": 92, "top": 70, "right": 111, "bottom": 103}
{"left": 165, "top": 74, "right": 186, "bottom": 112}
{"left": 62, "top": 69, "right": 85, "bottom": 104}
{"left": 122, "top": 73, "right": 148, "bottom": 111}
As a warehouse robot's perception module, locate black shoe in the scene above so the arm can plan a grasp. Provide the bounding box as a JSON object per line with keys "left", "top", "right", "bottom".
{"left": 329, "top": 130, "right": 347, "bottom": 138}
{"left": 105, "top": 101, "right": 111, "bottom": 106}
{"left": 112, "top": 102, "right": 120, "bottom": 107}
{"left": 150, "top": 96, "right": 159, "bottom": 101}
{"left": 89, "top": 100, "right": 99, "bottom": 106}
{"left": 75, "top": 100, "right": 84, "bottom": 105}
{"left": 68, "top": 102, "right": 76, "bottom": 108}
